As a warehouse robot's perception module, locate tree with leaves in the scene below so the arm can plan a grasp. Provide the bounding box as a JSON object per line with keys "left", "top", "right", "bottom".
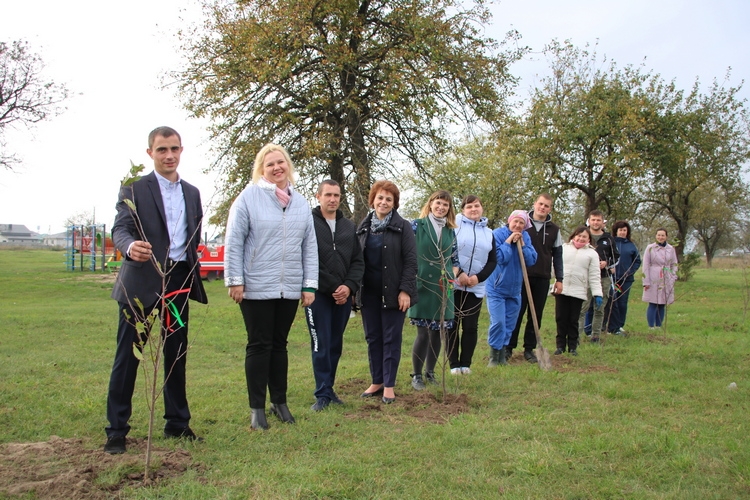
{"left": 640, "top": 76, "right": 750, "bottom": 261}
{"left": 0, "top": 40, "right": 70, "bottom": 169}
{"left": 63, "top": 209, "right": 95, "bottom": 229}
{"left": 177, "top": 0, "right": 522, "bottom": 224}
{"left": 519, "top": 40, "right": 656, "bottom": 220}
{"left": 690, "top": 184, "right": 750, "bottom": 267}
{"left": 400, "top": 132, "right": 541, "bottom": 228}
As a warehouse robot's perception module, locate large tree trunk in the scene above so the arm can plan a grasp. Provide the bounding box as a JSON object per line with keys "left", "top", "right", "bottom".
{"left": 349, "top": 123, "right": 371, "bottom": 224}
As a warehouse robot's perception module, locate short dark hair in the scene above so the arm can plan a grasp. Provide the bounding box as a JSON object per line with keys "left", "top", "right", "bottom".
{"left": 588, "top": 209, "right": 604, "bottom": 219}
{"left": 611, "top": 220, "right": 632, "bottom": 241}
{"left": 148, "top": 126, "right": 181, "bottom": 149}
{"left": 317, "top": 179, "right": 340, "bottom": 194}
{"left": 368, "top": 180, "right": 400, "bottom": 209}
{"left": 460, "top": 195, "right": 482, "bottom": 209}
{"left": 569, "top": 225, "right": 592, "bottom": 242}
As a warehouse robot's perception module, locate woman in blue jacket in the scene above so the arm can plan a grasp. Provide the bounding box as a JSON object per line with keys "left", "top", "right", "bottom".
{"left": 606, "top": 220, "right": 641, "bottom": 335}
{"left": 486, "top": 210, "right": 537, "bottom": 366}
{"left": 447, "top": 195, "right": 496, "bottom": 375}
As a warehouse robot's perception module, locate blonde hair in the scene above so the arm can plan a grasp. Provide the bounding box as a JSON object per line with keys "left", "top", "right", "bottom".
{"left": 419, "top": 190, "right": 457, "bottom": 229}
{"left": 252, "top": 144, "right": 296, "bottom": 184}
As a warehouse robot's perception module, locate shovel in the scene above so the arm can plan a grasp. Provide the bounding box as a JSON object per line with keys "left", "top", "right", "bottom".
{"left": 516, "top": 239, "right": 552, "bottom": 371}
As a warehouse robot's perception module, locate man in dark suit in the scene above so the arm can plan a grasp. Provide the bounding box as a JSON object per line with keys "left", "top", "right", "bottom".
{"left": 104, "top": 126, "right": 207, "bottom": 454}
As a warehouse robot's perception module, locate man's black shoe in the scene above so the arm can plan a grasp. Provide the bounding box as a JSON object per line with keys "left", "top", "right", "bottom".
{"left": 164, "top": 427, "right": 203, "bottom": 442}
{"left": 524, "top": 349, "right": 538, "bottom": 363}
{"left": 330, "top": 392, "right": 344, "bottom": 405}
{"left": 311, "top": 397, "right": 331, "bottom": 412}
{"left": 103, "top": 435, "right": 126, "bottom": 454}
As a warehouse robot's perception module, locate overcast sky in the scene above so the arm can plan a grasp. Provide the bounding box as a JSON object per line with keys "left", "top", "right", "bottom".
{"left": 1, "top": 0, "right": 748, "bottom": 235}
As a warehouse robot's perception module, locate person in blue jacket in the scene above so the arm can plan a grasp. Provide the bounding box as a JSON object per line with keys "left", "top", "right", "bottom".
{"left": 486, "top": 210, "right": 537, "bottom": 366}
{"left": 605, "top": 220, "right": 641, "bottom": 335}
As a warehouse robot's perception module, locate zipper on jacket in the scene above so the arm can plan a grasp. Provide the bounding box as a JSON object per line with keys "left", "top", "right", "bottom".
{"left": 280, "top": 207, "right": 286, "bottom": 299}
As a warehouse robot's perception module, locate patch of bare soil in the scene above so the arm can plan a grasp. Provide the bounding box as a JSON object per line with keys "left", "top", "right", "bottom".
{"left": 643, "top": 332, "right": 677, "bottom": 344}
{"left": 341, "top": 378, "right": 471, "bottom": 423}
{"left": 0, "top": 436, "right": 195, "bottom": 499}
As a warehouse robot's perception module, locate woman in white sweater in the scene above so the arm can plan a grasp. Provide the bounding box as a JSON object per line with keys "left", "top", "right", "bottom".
{"left": 555, "top": 226, "right": 602, "bottom": 356}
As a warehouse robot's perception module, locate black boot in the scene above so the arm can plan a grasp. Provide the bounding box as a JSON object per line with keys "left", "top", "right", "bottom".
{"left": 270, "top": 403, "right": 296, "bottom": 424}
{"left": 250, "top": 408, "right": 269, "bottom": 430}
{"left": 487, "top": 348, "right": 500, "bottom": 367}
{"left": 497, "top": 346, "right": 508, "bottom": 366}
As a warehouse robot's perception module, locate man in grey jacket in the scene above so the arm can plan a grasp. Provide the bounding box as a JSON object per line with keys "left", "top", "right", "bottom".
{"left": 306, "top": 180, "right": 364, "bottom": 411}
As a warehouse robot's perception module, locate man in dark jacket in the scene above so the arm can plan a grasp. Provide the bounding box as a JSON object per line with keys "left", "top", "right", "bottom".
{"left": 508, "top": 194, "right": 564, "bottom": 363}
{"left": 305, "top": 180, "right": 365, "bottom": 411}
{"left": 104, "top": 127, "right": 207, "bottom": 454}
{"left": 578, "top": 210, "right": 619, "bottom": 342}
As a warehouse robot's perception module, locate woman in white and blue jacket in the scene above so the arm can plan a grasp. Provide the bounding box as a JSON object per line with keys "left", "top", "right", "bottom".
{"left": 486, "top": 210, "right": 537, "bottom": 367}
{"left": 446, "top": 195, "right": 497, "bottom": 375}
{"left": 225, "top": 144, "right": 318, "bottom": 431}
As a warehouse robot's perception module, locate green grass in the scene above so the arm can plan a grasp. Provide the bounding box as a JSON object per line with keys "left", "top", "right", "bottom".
{"left": 1, "top": 249, "right": 749, "bottom": 499}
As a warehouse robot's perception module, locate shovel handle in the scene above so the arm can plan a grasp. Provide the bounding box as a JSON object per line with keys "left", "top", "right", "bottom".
{"left": 516, "top": 240, "right": 543, "bottom": 347}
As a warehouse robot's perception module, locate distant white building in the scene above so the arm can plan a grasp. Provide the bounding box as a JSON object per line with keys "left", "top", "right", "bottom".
{"left": 43, "top": 231, "right": 68, "bottom": 247}
{"left": 0, "top": 224, "right": 43, "bottom": 245}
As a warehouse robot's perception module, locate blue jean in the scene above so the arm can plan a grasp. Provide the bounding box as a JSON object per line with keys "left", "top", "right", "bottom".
{"left": 305, "top": 292, "right": 352, "bottom": 400}
{"left": 486, "top": 292, "right": 521, "bottom": 350}
{"left": 607, "top": 280, "right": 634, "bottom": 332}
{"left": 647, "top": 303, "right": 666, "bottom": 327}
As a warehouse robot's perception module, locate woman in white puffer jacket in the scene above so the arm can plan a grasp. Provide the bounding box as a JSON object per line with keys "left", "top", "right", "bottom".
{"left": 555, "top": 226, "right": 602, "bottom": 356}
{"left": 224, "top": 143, "right": 318, "bottom": 431}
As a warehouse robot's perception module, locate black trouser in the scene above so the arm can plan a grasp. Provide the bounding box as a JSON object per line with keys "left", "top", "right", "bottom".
{"left": 239, "top": 299, "right": 299, "bottom": 409}
{"left": 555, "top": 294, "right": 583, "bottom": 351}
{"left": 446, "top": 289, "right": 483, "bottom": 368}
{"left": 360, "top": 291, "right": 405, "bottom": 388}
{"left": 106, "top": 265, "right": 191, "bottom": 438}
{"left": 509, "top": 276, "right": 550, "bottom": 351}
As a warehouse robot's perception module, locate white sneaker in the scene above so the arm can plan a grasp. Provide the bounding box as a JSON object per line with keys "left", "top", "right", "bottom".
{"left": 450, "top": 367, "right": 462, "bottom": 376}
{"left": 461, "top": 367, "right": 472, "bottom": 375}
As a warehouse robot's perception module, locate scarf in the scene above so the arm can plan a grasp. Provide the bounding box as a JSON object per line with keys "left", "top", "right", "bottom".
{"left": 508, "top": 209, "right": 532, "bottom": 230}
{"left": 428, "top": 212, "right": 446, "bottom": 242}
{"left": 259, "top": 177, "right": 292, "bottom": 208}
{"left": 370, "top": 210, "right": 392, "bottom": 234}
{"left": 275, "top": 186, "right": 291, "bottom": 208}
{"left": 573, "top": 240, "right": 587, "bottom": 249}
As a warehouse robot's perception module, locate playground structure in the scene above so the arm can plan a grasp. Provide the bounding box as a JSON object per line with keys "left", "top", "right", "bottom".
{"left": 65, "top": 224, "right": 121, "bottom": 272}
{"left": 65, "top": 224, "right": 223, "bottom": 278}
{"left": 197, "top": 243, "right": 224, "bottom": 281}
